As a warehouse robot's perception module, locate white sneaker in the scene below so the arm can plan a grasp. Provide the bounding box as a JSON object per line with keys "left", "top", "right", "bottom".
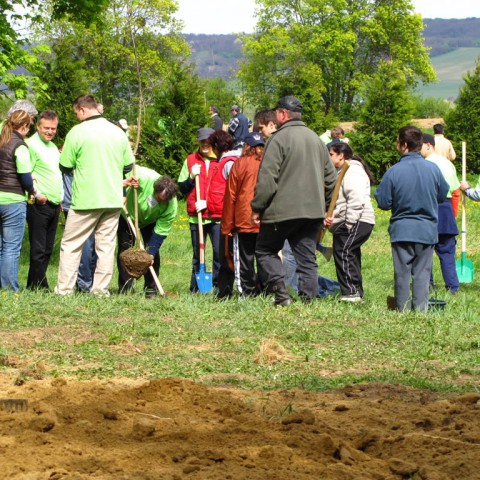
{"left": 340, "top": 294, "right": 363, "bottom": 303}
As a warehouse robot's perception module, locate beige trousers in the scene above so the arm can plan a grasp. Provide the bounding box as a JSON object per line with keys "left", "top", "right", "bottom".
{"left": 56, "top": 208, "right": 121, "bottom": 295}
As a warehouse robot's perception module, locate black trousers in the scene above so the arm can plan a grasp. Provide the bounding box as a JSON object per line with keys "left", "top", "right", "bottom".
{"left": 255, "top": 218, "right": 323, "bottom": 299}
{"left": 117, "top": 215, "right": 159, "bottom": 293}
{"left": 236, "top": 232, "right": 261, "bottom": 296}
{"left": 332, "top": 221, "right": 373, "bottom": 296}
{"left": 26, "top": 202, "right": 60, "bottom": 289}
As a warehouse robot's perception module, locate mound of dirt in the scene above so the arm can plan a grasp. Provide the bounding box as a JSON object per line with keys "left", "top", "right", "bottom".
{"left": 0, "top": 375, "right": 479, "bottom": 479}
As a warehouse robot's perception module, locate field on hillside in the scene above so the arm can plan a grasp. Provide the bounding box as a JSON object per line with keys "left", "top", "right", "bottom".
{"left": 1, "top": 194, "right": 480, "bottom": 478}
{"left": 417, "top": 47, "right": 480, "bottom": 100}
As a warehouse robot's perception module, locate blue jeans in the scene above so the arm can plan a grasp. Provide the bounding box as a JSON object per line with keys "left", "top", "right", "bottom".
{"left": 0, "top": 202, "right": 27, "bottom": 292}
{"left": 77, "top": 232, "right": 96, "bottom": 292}
{"left": 283, "top": 240, "right": 340, "bottom": 297}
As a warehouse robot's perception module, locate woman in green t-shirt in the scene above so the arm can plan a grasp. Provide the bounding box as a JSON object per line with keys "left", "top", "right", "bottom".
{"left": 0, "top": 111, "right": 35, "bottom": 292}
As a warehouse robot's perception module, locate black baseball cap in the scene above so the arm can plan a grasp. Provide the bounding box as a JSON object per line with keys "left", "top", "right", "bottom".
{"left": 276, "top": 96, "right": 303, "bottom": 113}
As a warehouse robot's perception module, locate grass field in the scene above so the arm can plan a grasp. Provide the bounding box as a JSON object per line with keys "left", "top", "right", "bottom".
{"left": 1, "top": 192, "right": 480, "bottom": 394}
{"left": 417, "top": 47, "right": 480, "bottom": 100}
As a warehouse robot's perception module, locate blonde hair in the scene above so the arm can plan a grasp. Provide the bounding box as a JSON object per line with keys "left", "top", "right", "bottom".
{"left": 0, "top": 110, "right": 31, "bottom": 148}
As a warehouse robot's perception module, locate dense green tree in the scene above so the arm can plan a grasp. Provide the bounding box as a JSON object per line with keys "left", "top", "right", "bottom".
{"left": 350, "top": 61, "right": 414, "bottom": 178}
{"left": 32, "top": 0, "right": 188, "bottom": 142}
{"left": 411, "top": 94, "right": 454, "bottom": 120}
{"left": 0, "top": 0, "right": 110, "bottom": 100}
{"left": 239, "top": 0, "right": 435, "bottom": 127}
{"left": 139, "top": 61, "right": 209, "bottom": 180}
{"left": 445, "top": 61, "right": 480, "bottom": 173}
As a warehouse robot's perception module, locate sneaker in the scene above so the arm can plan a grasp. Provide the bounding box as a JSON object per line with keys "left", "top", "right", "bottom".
{"left": 340, "top": 294, "right": 363, "bottom": 303}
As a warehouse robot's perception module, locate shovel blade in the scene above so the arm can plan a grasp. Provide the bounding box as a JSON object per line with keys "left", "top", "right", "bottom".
{"left": 195, "top": 264, "right": 213, "bottom": 294}
{"left": 456, "top": 254, "right": 474, "bottom": 283}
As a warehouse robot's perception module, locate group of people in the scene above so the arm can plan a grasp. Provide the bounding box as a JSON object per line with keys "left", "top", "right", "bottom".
{"left": 0, "top": 94, "right": 471, "bottom": 311}
{"left": 0, "top": 95, "right": 177, "bottom": 297}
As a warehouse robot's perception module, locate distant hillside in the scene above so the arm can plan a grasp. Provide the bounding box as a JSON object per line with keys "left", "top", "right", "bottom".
{"left": 416, "top": 47, "right": 480, "bottom": 100}
{"left": 185, "top": 18, "right": 480, "bottom": 88}
{"left": 423, "top": 18, "right": 480, "bottom": 57}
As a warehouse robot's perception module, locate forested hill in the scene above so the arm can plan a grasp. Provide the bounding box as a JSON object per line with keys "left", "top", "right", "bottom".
{"left": 185, "top": 17, "right": 480, "bottom": 79}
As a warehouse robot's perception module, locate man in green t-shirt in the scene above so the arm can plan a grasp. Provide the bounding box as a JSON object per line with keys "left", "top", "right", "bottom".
{"left": 118, "top": 166, "right": 178, "bottom": 296}
{"left": 26, "top": 110, "right": 62, "bottom": 290}
{"left": 56, "top": 94, "right": 134, "bottom": 296}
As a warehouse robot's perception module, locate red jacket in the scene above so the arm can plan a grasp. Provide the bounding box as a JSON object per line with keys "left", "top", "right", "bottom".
{"left": 186, "top": 152, "right": 237, "bottom": 219}
{"left": 222, "top": 153, "right": 261, "bottom": 235}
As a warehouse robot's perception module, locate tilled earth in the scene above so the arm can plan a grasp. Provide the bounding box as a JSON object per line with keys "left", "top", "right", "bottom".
{"left": 1, "top": 374, "right": 479, "bottom": 479}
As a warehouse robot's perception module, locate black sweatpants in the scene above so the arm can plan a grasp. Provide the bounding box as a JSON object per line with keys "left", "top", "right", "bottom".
{"left": 332, "top": 221, "right": 373, "bottom": 297}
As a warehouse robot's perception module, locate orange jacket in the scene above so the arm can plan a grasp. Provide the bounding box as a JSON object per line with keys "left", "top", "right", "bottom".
{"left": 222, "top": 153, "right": 261, "bottom": 235}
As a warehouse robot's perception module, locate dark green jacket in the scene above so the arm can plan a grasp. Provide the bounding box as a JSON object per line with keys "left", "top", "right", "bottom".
{"left": 251, "top": 119, "right": 336, "bottom": 223}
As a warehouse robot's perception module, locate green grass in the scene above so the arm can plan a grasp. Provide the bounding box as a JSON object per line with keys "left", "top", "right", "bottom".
{"left": 417, "top": 47, "right": 480, "bottom": 100}
{"left": 1, "top": 195, "right": 480, "bottom": 394}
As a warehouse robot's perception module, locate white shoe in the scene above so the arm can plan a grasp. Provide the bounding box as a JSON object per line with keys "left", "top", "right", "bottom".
{"left": 340, "top": 294, "right": 363, "bottom": 303}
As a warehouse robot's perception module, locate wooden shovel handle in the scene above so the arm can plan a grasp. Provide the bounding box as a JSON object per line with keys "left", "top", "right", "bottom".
{"left": 194, "top": 175, "right": 206, "bottom": 265}
{"left": 319, "top": 160, "right": 350, "bottom": 242}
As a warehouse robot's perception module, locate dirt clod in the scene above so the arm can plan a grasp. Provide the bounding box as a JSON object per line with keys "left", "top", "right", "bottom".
{"left": 119, "top": 248, "right": 152, "bottom": 279}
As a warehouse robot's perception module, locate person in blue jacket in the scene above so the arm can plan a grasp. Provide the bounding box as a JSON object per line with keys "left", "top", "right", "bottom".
{"left": 375, "top": 126, "right": 449, "bottom": 312}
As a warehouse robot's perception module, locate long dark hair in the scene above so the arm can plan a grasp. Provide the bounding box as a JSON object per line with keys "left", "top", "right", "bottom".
{"left": 208, "top": 130, "right": 234, "bottom": 157}
{"left": 329, "top": 142, "right": 376, "bottom": 184}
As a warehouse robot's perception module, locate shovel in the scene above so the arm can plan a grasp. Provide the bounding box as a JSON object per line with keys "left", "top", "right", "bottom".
{"left": 456, "top": 142, "right": 474, "bottom": 283}
{"left": 194, "top": 175, "right": 213, "bottom": 293}
{"left": 318, "top": 160, "right": 350, "bottom": 243}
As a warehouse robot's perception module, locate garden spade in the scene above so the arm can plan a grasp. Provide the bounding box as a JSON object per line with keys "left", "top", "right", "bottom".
{"left": 194, "top": 175, "right": 213, "bottom": 293}
{"left": 456, "top": 142, "right": 474, "bottom": 283}
{"left": 318, "top": 160, "right": 350, "bottom": 243}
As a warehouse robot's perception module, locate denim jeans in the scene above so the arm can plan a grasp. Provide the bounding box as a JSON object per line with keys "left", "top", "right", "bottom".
{"left": 0, "top": 202, "right": 27, "bottom": 292}
{"left": 77, "top": 232, "right": 96, "bottom": 292}
{"left": 283, "top": 240, "right": 340, "bottom": 297}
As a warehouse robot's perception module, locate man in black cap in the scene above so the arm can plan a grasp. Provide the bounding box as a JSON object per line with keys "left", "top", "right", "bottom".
{"left": 227, "top": 105, "right": 250, "bottom": 151}
{"left": 251, "top": 95, "right": 336, "bottom": 306}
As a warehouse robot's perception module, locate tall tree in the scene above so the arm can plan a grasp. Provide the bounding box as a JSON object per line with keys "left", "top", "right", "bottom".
{"left": 238, "top": 0, "right": 435, "bottom": 127}
{"left": 445, "top": 60, "right": 480, "bottom": 173}
{"left": 140, "top": 61, "right": 208, "bottom": 179}
{"left": 0, "top": 0, "right": 110, "bottom": 100}
{"left": 351, "top": 61, "right": 414, "bottom": 177}
{"left": 33, "top": 0, "right": 188, "bottom": 141}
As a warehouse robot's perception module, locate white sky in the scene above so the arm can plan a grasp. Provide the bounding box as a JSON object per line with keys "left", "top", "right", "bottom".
{"left": 175, "top": 0, "right": 479, "bottom": 34}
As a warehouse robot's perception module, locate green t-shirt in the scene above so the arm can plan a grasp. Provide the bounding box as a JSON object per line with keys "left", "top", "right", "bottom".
{"left": 26, "top": 132, "right": 62, "bottom": 204}
{"left": 426, "top": 153, "right": 460, "bottom": 198}
{"left": 125, "top": 166, "right": 177, "bottom": 236}
{"left": 0, "top": 145, "right": 31, "bottom": 205}
{"left": 60, "top": 116, "right": 134, "bottom": 210}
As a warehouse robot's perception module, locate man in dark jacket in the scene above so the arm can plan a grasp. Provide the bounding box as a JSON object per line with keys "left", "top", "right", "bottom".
{"left": 227, "top": 105, "right": 250, "bottom": 150}
{"left": 251, "top": 95, "right": 336, "bottom": 306}
{"left": 375, "top": 126, "right": 449, "bottom": 312}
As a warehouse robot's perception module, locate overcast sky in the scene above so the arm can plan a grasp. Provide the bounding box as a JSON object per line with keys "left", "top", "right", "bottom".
{"left": 175, "top": 0, "right": 479, "bottom": 34}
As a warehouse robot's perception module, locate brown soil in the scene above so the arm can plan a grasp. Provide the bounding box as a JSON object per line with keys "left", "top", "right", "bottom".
{"left": 1, "top": 374, "right": 479, "bottom": 479}
{"left": 119, "top": 248, "right": 152, "bottom": 279}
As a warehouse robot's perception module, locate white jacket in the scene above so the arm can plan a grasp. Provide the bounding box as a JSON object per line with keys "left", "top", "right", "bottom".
{"left": 330, "top": 159, "right": 375, "bottom": 233}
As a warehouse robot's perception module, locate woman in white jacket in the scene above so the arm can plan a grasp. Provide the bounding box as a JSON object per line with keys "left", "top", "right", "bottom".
{"left": 324, "top": 143, "right": 375, "bottom": 302}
